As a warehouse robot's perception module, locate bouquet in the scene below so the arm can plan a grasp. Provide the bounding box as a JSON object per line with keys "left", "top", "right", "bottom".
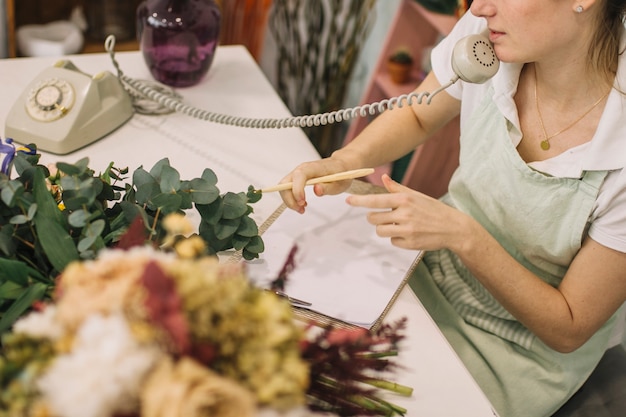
{"left": 0, "top": 243, "right": 411, "bottom": 417}
{"left": 0, "top": 138, "right": 263, "bottom": 333}
{"left": 0, "top": 138, "right": 413, "bottom": 416}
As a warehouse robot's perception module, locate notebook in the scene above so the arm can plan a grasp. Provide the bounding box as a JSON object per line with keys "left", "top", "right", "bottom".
{"left": 243, "top": 181, "right": 423, "bottom": 331}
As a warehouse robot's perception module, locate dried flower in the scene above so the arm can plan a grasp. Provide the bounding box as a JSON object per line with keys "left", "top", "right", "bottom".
{"left": 141, "top": 357, "right": 256, "bottom": 417}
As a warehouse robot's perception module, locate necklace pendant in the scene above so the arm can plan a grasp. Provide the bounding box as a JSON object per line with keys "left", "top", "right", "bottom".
{"left": 540, "top": 140, "right": 551, "bottom": 151}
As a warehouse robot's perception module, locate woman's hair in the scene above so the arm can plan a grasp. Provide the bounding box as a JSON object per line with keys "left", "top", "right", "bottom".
{"left": 590, "top": 0, "right": 626, "bottom": 83}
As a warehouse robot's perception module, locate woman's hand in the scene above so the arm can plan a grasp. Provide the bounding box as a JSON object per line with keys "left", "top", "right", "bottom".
{"left": 278, "top": 158, "right": 353, "bottom": 214}
{"left": 346, "top": 174, "right": 479, "bottom": 252}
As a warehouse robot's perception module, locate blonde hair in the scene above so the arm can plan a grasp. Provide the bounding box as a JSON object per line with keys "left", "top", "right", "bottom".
{"left": 589, "top": 0, "right": 625, "bottom": 83}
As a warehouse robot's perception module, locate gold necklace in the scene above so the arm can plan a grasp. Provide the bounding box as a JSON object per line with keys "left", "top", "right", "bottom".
{"left": 534, "top": 69, "right": 609, "bottom": 151}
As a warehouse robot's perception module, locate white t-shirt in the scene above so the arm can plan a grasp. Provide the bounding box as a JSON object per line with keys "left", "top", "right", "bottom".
{"left": 430, "top": 12, "right": 626, "bottom": 253}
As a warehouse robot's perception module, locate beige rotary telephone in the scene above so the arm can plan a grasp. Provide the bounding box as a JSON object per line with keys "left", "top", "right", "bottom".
{"left": 4, "top": 31, "right": 498, "bottom": 155}
{"left": 5, "top": 59, "right": 133, "bottom": 155}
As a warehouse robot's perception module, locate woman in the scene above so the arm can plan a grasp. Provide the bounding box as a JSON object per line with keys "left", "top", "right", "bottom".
{"left": 277, "top": 1, "right": 626, "bottom": 416}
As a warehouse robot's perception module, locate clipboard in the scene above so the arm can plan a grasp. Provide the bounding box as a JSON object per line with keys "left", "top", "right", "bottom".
{"left": 243, "top": 181, "right": 424, "bottom": 332}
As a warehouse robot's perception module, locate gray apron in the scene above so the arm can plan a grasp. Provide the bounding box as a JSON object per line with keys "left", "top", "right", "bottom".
{"left": 409, "top": 88, "right": 620, "bottom": 417}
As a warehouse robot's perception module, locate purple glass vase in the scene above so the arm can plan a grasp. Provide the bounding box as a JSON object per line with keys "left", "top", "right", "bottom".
{"left": 136, "top": 0, "right": 221, "bottom": 88}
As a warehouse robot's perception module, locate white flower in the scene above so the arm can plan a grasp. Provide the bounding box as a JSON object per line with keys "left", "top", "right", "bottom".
{"left": 37, "top": 313, "right": 162, "bottom": 417}
{"left": 13, "top": 305, "right": 64, "bottom": 340}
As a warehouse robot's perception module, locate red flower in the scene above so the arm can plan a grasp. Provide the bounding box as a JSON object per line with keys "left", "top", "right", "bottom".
{"left": 140, "top": 261, "right": 190, "bottom": 355}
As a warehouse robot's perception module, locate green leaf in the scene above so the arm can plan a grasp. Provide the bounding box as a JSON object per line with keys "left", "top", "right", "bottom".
{"left": 62, "top": 195, "right": 90, "bottom": 211}
{"left": 78, "top": 220, "right": 106, "bottom": 252}
{"left": 9, "top": 214, "right": 28, "bottom": 225}
{"left": 201, "top": 168, "right": 218, "bottom": 186}
{"left": 159, "top": 165, "right": 181, "bottom": 194}
{"left": 0, "top": 281, "right": 26, "bottom": 300}
{"left": 132, "top": 167, "right": 157, "bottom": 189}
{"left": 27, "top": 203, "right": 37, "bottom": 220}
{"left": 12, "top": 153, "right": 37, "bottom": 175}
{"left": 35, "top": 215, "right": 80, "bottom": 273}
{"left": 57, "top": 160, "right": 86, "bottom": 176}
{"left": 136, "top": 182, "right": 160, "bottom": 206}
{"left": 196, "top": 200, "right": 223, "bottom": 225}
{"left": 0, "top": 282, "right": 48, "bottom": 333}
{"left": 0, "top": 226, "right": 15, "bottom": 256}
{"left": 149, "top": 158, "right": 171, "bottom": 180}
{"left": 247, "top": 185, "right": 262, "bottom": 203}
{"left": 151, "top": 193, "right": 183, "bottom": 214}
{"left": 32, "top": 164, "right": 79, "bottom": 271}
{"left": 244, "top": 235, "right": 264, "bottom": 254}
{"left": 1, "top": 180, "right": 24, "bottom": 207}
{"left": 215, "top": 218, "right": 240, "bottom": 240}
{"left": 188, "top": 178, "right": 219, "bottom": 204}
{"left": 0, "top": 258, "right": 30, "bottom": 285}
{"left": 222, "top": 192, "right": 247, "bottom": 219}
{"left": 232, "top": 234, "right": 250, "bottom": 250}
{"left": 236, "top": 216, "right": 259, "bottom": 237}
{"left": 68, "top": 209, "right": 90, "bottom": 227}
{"left": 31, "top": 166, "right": 65, "bottom": 225}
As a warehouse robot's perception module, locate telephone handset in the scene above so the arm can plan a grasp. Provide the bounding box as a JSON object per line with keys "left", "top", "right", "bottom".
{"left": 4, "top": 31, "right": 498, "bottom": 155}
{"left": 451, "top": 31, "right": 499, "bottom": 84}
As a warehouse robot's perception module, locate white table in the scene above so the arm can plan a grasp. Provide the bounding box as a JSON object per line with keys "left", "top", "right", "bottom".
{"left": 0, "top": 46, "right": 497, "bottom": 417}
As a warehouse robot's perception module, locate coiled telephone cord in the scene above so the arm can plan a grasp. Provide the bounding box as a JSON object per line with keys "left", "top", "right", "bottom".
{"left": 104, "top": 36, "right": 452, "bottom": 129}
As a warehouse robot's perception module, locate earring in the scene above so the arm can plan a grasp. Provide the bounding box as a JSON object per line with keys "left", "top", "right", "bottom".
{"left": 575, "top": 5, "right": 584, "bottom": 12}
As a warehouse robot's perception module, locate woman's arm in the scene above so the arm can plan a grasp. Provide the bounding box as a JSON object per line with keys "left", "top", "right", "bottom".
{"left": 279, "top": 72, "right": 461, "bottom": 213}
{"left": 348, "top": 175, "right": 626, "bottom": 353}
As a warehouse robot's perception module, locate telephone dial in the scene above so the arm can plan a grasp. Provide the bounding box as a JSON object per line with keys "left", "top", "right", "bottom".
{"left": 4, "top": 31, "right": 498, "bottom": 155}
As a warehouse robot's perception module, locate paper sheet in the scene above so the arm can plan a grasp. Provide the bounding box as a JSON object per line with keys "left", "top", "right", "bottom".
{"left": 244, "top": 190, "right": 421, "bottom": 328}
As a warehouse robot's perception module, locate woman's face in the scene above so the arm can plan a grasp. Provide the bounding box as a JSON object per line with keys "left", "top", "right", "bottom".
{"left": 469, "top": 0, "right": 590, "bottom": 65}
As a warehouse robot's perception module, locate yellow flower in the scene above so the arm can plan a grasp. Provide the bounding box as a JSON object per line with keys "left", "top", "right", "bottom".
{"left": 140, "top": 357, "right": 256, "bottom": 417}
{"left": 174, "top": 235, "right": 207, "bottom": 259}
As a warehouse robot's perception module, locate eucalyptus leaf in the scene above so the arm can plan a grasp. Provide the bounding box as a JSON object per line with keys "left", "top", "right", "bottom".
{"left": 68, "top": 209, "right": 90, "bottom": 227}
{"left": 27, "top": 203, "right": 37, "bottom": 220}
{"left": 215, "top": 218, "right": 240, "bottom": 240}
{"left": 222, "top": 192, "right": 248, "bottom": 219}
{"left": 9, "top": 214, "right": 28, "bottom": 225}
{"left": 245, "top": 235, "right": 265, "bottom": 254}
{"left": 60, "top": 175, "right": 81, "bottom": 191}
{"left": 232, "top": 234, "right": 251, "bottom": 251}
{"left": 135, "top": 182, "right": 160, "bottom": 205}
{"left": 57, "top": 158, "right": 89, "bottom": 175}
{"left": 188, "top": 178, "right": 219, "bottom": 204}
{"left": 236, "top": 216, "right": 259, "bottom": 237}
{"left": 201, "top": 168, "right": 218, "bottom": 186}
{"left": 196, "top": 200, "right": 223, "bottom": 225}
{"left": 56, "top": 161, "right": 85, "bottom": 176}
{"left": 62, "top": 195, "right": 90, "bottom": 211}
{"left": 1, "top": 180, "right": 24, "bottom": 207}
{"left": 151, "top": 193, "right": 183, "bottom": 214}
{"left": 247, "top": 185, "right": 262, "bottom": 204}
{"left": 149, "top": 158, "right": 171, "bottom": 180}
{"left": 159, "top": 165, "right": 181, "bottom": 194}
{"left": 133, "top": 167, "right": 158, "bottom": 189}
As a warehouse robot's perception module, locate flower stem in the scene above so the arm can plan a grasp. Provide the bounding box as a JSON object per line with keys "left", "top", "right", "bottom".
{"left": 363, "top": 378, "right": 413, "bottom": 396}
